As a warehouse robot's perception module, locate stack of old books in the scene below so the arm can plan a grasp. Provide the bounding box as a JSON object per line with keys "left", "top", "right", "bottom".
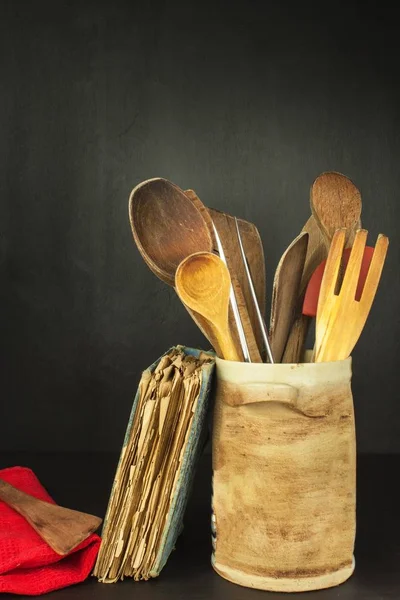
{"left": 93, "top": 345, "right": 215, "bottom": 582}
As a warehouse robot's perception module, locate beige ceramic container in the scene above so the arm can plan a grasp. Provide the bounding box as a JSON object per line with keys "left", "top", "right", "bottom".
{"left": 211, "top": 352, "right": 356, "bottom": 592}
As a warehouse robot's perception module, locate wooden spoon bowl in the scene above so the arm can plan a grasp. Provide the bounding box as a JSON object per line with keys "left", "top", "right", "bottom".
{"left": 176, "top": 252, "right": 228, "bottom": 306}
{"left": 310, "top": 171, "right": 362, "bottom": 249}
{"left": 129, "top": 178, "right": 213, "bottom": 286}
{"left": 175, "top": 252, "right": 240, "bottom": 361}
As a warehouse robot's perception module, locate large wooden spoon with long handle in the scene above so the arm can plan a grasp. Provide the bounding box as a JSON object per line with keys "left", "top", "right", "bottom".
{"left": 175, "top": 252, "right": 240, "bottom": 361}
{"left": 0, "top": 478, "right": 102, "bottom": 555}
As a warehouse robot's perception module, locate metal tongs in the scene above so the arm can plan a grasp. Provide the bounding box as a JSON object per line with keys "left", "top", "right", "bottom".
{"left": 211, "top": 219, "right": 274, "bottom": 363}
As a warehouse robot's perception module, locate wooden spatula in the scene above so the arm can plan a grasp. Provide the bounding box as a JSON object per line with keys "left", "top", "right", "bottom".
{"left": 175, "top": 251, "right": 241, "bottom": 361}
{"left": 0, "top": 478, "right": 102, "bottom": 555}
{"left": 315, "top": 229, "right": 389, "bottom": 362}
{"left": 185, "top": 190, "right": 266, "bottom": 339}
{"left": 269, "top": 232, "right": 309, "bottom": 362}
{"left": 207, "top": 207, "right": 267, "bottom": 347}
{"left": 185, "top": 189, "right": 262, "bottom": 362}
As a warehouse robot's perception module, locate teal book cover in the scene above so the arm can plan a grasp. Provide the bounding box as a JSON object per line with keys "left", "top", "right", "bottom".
{"left": 93, "top": 345, "right": 215, "bottom": 582}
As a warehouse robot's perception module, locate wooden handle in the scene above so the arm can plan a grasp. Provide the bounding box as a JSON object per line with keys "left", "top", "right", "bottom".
{"left": 214, "top": 324, "right": 241, "bottom": 361}
{"left": 0, "top": 479, "right": 34, "bottom": 517}
{"left": 282, "top": 313, "right": 311, "bottom": 363}
{"left": 230, "top": 275, "right": 262, "bottom": 362}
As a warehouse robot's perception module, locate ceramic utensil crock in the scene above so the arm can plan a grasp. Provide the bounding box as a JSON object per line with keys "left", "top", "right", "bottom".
{"left": 211, "top": 351, "right": 355, "bottom": 592}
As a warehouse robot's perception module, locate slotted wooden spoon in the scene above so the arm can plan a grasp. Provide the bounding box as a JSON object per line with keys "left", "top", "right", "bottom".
{"left": 315, "top": 228, "right": 389, "bottom": 362}
{"left": 175, "top": 252, "right": 240, "bottom": 361}
{"left": 303, "top": 245, "right": 375, "bottom": 316}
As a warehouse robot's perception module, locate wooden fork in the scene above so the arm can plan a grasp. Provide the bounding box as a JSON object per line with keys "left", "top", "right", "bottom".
{"left": 315, "top": 228, "right": 389, "bottom": 362}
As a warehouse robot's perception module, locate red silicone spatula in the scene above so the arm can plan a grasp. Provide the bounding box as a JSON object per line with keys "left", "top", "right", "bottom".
{"left": 303, "top": 245, "right": 375, "bottom": 317}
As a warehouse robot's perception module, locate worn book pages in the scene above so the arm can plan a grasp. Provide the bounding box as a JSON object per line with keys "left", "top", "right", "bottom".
{"left": 93, "top": 346, "right": 215, "bottom": 582}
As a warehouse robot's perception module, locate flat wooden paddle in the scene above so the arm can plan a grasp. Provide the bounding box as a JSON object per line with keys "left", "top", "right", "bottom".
{"left": 269, "top": 232, "right": 309, "bottom": 363}
{"left": 185, "top": 189, "right": 262, "bottom": 362}
{"left": 175, "top": 252, "right": 241, "bottom": 361}
{"left": 0, "top": 478, "right": 102, "bottom": 555}
{"left": 315, "top": 229, "right": 389, "bottom": 362}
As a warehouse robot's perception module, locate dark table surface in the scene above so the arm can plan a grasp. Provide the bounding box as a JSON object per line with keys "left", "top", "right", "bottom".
{"left": 1, "top": 452, "right": 399, "bottom": 599}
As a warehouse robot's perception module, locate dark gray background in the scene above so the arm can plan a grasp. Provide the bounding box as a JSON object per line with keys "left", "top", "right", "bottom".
{"left": 0, "top": 0, "right": 398, "bottom": 453}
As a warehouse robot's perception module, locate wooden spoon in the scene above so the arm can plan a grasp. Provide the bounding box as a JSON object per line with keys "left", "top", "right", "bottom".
{"left": 129, "top": 178, "right": 213, "bottom": 286}
{"left": 315, "top": 229, "right": 389, "bottom": 362}
{"left": 186, "top": 188, "right": 266, "bottom": 351}
{"left": 310, "top": 171, "right": 362, "bottom": 250}
{"left": 283, "top": 172, "right": 363, "bottom": 363}
{"left": 175, "top": 252, "right": 240, "bottom": 361}
{"left": 0, "top": 478, "right": 102, "bottom": 555}
{"left": 269, "top": 232, "right": 309, "bottom": 362}
{"left": 129, "top": 178, "right": 244, "bottom": 357}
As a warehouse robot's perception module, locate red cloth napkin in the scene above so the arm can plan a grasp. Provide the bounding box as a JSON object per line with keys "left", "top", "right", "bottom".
{"left": 0, "top": 466, "right": 101, "bottom": 596}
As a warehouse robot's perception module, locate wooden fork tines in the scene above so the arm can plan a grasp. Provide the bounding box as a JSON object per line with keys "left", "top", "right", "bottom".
{"left": 315, "top": 228, "right": 389, "bottom": 362}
